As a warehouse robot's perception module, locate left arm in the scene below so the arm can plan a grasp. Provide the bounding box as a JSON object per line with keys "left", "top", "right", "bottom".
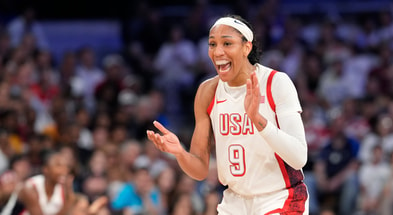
{"left": 245, "top": 72, "right": 307, "bottom": 170}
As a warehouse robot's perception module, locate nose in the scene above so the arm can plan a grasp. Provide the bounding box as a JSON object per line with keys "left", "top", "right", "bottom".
{"left": 213, "top": 45, "right": 224, "bottom": 57}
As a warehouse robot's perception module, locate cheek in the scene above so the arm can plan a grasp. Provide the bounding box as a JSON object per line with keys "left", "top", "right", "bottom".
{"left": 208, "top": 51, "right": 214, "bottom": 62}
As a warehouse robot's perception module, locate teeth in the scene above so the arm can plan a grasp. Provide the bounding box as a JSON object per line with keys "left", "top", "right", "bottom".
{"left": 215, "top": 60, "right": 229, "bottom": 65}
{"left": 219, "top": 64, "right": 231, "bottom": 73}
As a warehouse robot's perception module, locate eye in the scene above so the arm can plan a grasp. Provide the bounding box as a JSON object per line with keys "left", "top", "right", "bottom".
{"left": 224, "top": 42, "right": 231, "bottom": 46}
{"left": 208, "top": 42, "right": 216, "bottom": 47}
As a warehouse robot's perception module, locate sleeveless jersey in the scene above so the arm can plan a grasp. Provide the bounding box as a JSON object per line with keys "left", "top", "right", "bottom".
{"left": 208, "top": 64, "right": 305, "bottom": 197}
{"left": 21, "top": 174, "right": 64, "bottom": 215}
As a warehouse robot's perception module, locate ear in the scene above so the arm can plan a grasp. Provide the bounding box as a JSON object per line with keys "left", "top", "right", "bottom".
{"left": 243, "top": 41, "right": 252, "bottom": 57}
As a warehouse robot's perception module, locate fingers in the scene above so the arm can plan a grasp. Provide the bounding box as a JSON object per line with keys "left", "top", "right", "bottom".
{"left": 153, "top": 120, "right": 170, "bottom": 134}
{"left": 246, "top": 78, "right": 252, "bottom": 96}
{"left": 247, "top": 72, "right": 260, "bottom": 97}
{"left": 251, "top": 72, "right": 259, "bottom": 93}
{"left": 146, "top": 129, "right": 166, "bottom": 152}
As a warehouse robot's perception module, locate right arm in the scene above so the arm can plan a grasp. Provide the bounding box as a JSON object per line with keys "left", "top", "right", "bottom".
{"left": 18, "top": 185, "right": 43, "bottom": 215}
{"left": 147, "top": 77, "right": 218, "bottom": 181}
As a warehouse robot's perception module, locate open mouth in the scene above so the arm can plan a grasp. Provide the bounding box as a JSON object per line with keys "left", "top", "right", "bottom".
{"left": 216, "top": 60, "right": 231, "bottom": 73}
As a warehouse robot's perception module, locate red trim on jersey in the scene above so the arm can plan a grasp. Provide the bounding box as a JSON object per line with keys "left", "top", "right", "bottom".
{"left": 61, "top": 185, "right": 65, "bottom": 203}
{"left": 207, "top": 94, "right": 215, "bottom": 115}
{"left": 266, "top": 70, "right": 277, "bottom": 112}
{"left": 264, "top": 154, "right": 294, "bottom": 215}
{"left": 265, "top": 70, "right": 307, "bottom": 214}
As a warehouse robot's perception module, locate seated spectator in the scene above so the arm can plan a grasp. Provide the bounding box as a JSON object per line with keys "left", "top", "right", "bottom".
{"left": 18, "top": 150, "right": 75, "bottom": 214}
{"left": 111, "top": 166, "right": 161, "bottom": 215}
{"left": 312, "top": 115, "right": 360, "bottom": 215}
{"left": 0, "top": 170, "right": 24, "bottom": 214}
{"left": 170, "top": 172, "right": 204, "bottom": 215}
{"left": 94, "top": 53, "right": 127, "bottom": 115}
{"left": 379, "top": 151, "right": 393, "bottom": 215}
{"left": 359, "top": 113, "right": 393, "bottom": 164}
{"left": 358, "top": 144, "right": 390, "bottom": 214}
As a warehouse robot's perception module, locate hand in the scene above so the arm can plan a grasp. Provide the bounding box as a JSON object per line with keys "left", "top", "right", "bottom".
{"left": 88, "top": 196, "right": 108, "bottom": 215}
{"left": 245, "top": 72, "right": 261, "bottom": 123}
{"left": 146, "top": 121, "right": 185, "bottom": 157}
{"left": 62, "top": 175, "right": 75, "bottom": 202}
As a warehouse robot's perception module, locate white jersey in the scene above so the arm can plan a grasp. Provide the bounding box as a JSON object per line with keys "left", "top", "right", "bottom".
{"left": 22, "top": 174, "right": 64, "bottom": 215}
{"left": 208, "top": 64, "right": 306, "bottom": 198}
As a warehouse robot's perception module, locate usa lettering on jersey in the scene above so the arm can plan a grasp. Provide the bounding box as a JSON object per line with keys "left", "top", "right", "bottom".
{"left": 219, "top": 113, "right": 254, "bottom": 135}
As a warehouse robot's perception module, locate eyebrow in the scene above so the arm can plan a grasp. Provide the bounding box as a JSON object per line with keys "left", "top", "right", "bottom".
{"left": 208, "top": 35, "right": 234, "bottom": 39}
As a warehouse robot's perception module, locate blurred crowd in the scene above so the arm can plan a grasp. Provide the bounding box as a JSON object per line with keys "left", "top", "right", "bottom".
{"left": 1, "top": 0, "right": 393, "bottom": 215}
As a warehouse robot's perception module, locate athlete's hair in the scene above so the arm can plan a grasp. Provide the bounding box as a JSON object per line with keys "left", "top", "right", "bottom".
{"left": 41, "top": 149, "right": 61, "bottom": 167}
{"left": 225, "top": 14, "right": 261, "bottom": 65}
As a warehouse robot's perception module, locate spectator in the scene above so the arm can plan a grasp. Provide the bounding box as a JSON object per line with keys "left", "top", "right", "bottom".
{"left": 29, "top": 62, "right": 60, "bottom": 111}
{"left": 0, "top": 129, "right": 10, "bottom": 174}
{"left": 71, "top": 46, "right": 105, "bottom": 114}
{"left": 312, "top": 115, "right": 360, "bottom": 215}
{"left": 8, "top": 153, "right": 32, "bottom": 181}
{"left": 94, "top": 53, "right": 127, "bottom": 115}
{"left": 153, "top": 24, "right": 198, "bottom": 129}
{"left": 358, "top": 144, "right": 390, "bottom": 214}
{"left": 74, "top": 106, "right": 94, "bottom": 164}
{"left": 0, "top": 170, "right": 24, "bottom": 214}
{"left": 18, "top": 150, "right": 75, "bottom": 214}
{"left": 317, "top": 54, "right": 350, "bottom": 109}
{"left": 380, "top": 151, "right": 393, "bottom": 215}
{"left": 107, "top": 139, "right": 142, "bottom": 195}
{"left": 167, "top": 192, "right": 197, "bottom": 215}
{"left": 6, "top": 6, "right": 49, "bottom": 50}
{"left": 154, "top": 166, "right": 177, "bottom": 215}
{"left": 0, "top": 30, "right": 12, "bottom": 62}
{"left": 135, "top": 139, "right": 169, "bottom": 179}
{"left": 111, "top": 167, "right": 160, "bottom": 214}
{"left": 171, "top": 172, "right": 204, "bottom": 215}
{"left": 359, "top": 113, "right": 393, "bottom": 164}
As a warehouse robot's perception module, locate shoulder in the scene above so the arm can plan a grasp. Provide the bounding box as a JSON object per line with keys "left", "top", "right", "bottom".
{"left": 24, "top": 175, "right": 42, "bottom": 187}
{"left": 193, "top": 76, "right": 219, "bottom": 116}
{"left": 195, "top": 76, "right": 219, "bottom": 104}
{"left": 268, "top": 70, "right": 298, "bottom": 95}
{"left": 271, "top": 70, "right": 292, "bottom": 83}
{"left": 199, "top": 76, "right": 219, "bottom": 92}
{"left": 255, "top": 64, "right": 291, "bottom": 85}
{"left": 23, "top": 175, "right": 42, "bottom": 190}
{"left": 19, "top": 179, "right": 39, "bottom": 203}
{"left": 122, "top": 183, "right": 138, "bottom": 195}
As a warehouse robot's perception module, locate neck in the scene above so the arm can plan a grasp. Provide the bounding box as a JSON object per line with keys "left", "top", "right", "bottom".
{"left": 228, "top": 62, "right": 256, "bottom": 86}
{"left": 44, "top": 178, "right": 56, "bottom": 198}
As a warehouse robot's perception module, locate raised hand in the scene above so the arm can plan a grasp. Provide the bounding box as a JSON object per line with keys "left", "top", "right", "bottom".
{"left": 146, "top": 121, "right": 185, "bottom": 156}
{"left": 244, "top": 72, "right": 261, "bottom": 122}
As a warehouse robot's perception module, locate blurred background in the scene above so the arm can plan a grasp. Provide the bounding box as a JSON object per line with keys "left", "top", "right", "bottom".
{"left": 1, "top": 0, "right": 393, "bottom": 214}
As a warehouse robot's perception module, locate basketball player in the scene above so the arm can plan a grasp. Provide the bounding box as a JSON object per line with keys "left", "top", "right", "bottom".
{"left": 17, "top": 150, "right": 109, "bottom": 215}
{"left": 147, "top": 14, "right": 309, "bottom": 214}
{"left": 18, "top": 150, "right": 74, "bottom": 215}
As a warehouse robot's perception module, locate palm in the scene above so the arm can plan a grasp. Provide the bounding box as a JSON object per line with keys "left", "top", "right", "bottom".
{"left": 245, "top": 72, "right": 261, "bottom": 120}
{"left": 146, "top": 121, "right": 184, "bottom": 156}
{"left": 161, "top": 131, "right": 183, "bottom": 154}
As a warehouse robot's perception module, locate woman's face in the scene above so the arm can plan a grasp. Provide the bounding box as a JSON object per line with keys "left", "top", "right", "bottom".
{"left": 208, "top": 24, "right": 252, "bottom": 86}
